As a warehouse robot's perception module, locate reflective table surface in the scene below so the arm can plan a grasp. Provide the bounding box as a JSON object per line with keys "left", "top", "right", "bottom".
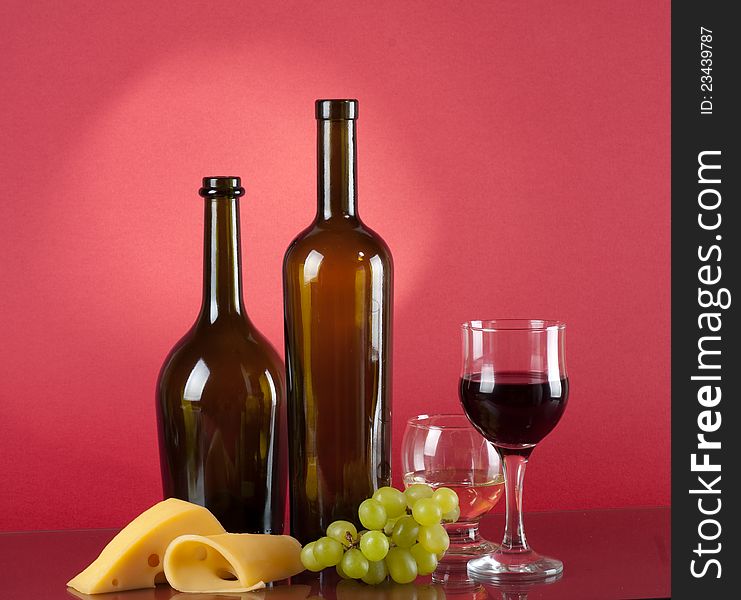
{"left": 0, "top": 508, "right": 669, "bottom": 600}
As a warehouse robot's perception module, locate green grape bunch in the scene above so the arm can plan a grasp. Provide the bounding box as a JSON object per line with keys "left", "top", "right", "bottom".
{"left": 299, "top": 484, "right": 459, "bottom": 584}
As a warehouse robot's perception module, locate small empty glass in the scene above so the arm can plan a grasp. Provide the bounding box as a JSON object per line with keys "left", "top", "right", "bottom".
{"left": 402, "top": 414, "right": 504, "bottom": 583}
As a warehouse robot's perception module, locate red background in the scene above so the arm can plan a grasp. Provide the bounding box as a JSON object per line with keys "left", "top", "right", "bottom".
{"left": 0, "top": 0, "right": 670, "bottom": 531}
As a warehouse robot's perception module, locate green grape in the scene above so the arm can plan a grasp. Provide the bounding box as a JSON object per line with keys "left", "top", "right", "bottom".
{"left": 359, "top": 530, "right": 390, "bottom": 561}
{"left": 314, "top": 536, "right": 344, "bottom": 567}
{"left": 361, "top": 559, "right": 388, "bottom": 585}
{"left": 341, "top": 548, "right": 370, "bottom": 579}
{"left": 373, "top": 486, "right": 407, "bottom": 518}
{"left": 418, "top": 524, "right": 450, "bottom": 555}
{"left": 300, "top": 542, "right": 323, "bottom": 572}
{"left": 442, "top": 505, "right": 460, "bottom": 523}
{"left": 391, "top": 516, "right": 420, "bottom": 548}
{"left": 336, "top": 561, "right": 352, "bottom": 580}
{"left": 432, "top": 487, "right": 460, "bottom": 514}
{"left": 411, "top": 498, "right": 443, "bottom": 526}
{"left": 327, "top": 520, "right": 359, "bottom": 548}
{"left": 384, "top": 516, "right": 400, "bottom": 536}
{"left": 358, "top": 499, "right": 388, "bottom": 530}
{"left": 386, "top": 547, "right": 418, "bottom": 584}
{"left": 410, "top": 543, "right": 438, "bottom": 575}
{"left": 404, "top": 484, "right": 434, "bottom": 508}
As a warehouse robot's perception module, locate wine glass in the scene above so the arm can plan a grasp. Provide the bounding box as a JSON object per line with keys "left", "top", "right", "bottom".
{"left": 401, "top": 414, "right": 504, "bottom": 584}
{"left": 459, "top": 319, "right": 569, "bottom": 581}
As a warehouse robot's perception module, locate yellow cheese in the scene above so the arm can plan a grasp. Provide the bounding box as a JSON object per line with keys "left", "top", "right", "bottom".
{"left": 68, "top": 587, "right": 311, "bottom": 600}
{"left": 163, "top": 533, "right": 304, "bottom": 593}
{"left": 170, "top": 594, "right": 264, "bottom": 600}
{"left": 67, "top": 587, "right": 164, "bottom": 600}
{"left": 67, "top": 498, "right": 226, "bottom": 594}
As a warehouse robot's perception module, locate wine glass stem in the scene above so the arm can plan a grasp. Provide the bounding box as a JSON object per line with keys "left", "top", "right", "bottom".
{"left": 499, "top": 450, "right": 531, "bottom": 553}
{"left": 446, "top": 520, "right": 483, "bottom": 545}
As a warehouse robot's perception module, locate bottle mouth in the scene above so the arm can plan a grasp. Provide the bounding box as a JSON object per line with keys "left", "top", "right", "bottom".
{"left": 315, "top": 99, "right": 358, "bottom": 120}
{"left": 199, "top": 177, "right": 245, "bottom": 198}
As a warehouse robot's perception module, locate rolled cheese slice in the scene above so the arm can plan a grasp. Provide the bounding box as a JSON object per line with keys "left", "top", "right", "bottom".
{"left": 164, "top": 533, "right": 304, "bottom": 593}
{"left": 67, "top": 498, "right": 226, "bottom": 594}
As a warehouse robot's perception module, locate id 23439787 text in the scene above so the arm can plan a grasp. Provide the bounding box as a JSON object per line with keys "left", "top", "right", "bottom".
{"left": 699, "top": 27, "right": 713, "bottom": 115}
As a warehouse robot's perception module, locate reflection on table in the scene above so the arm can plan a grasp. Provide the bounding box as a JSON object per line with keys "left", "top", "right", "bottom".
{"left": 2, "top": 508, "right": 669, "bottom": 600}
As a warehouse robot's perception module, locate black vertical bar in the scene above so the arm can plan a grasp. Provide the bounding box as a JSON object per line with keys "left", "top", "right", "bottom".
{"left": 672, "top": 1, "right": 739, "bottom": 597}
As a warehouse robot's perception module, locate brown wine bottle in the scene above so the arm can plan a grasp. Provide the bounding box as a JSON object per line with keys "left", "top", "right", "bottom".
{"left": 283, "top": 100, "right": 393, "bottom": 543}
{"left": 156, "top": 177, "right": 285, "bottom": 534}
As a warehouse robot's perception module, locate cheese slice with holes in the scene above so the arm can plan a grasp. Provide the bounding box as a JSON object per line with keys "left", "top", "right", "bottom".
{"left": 67, "top": 498, "right": 226, "bottom": 594}
{"left": 164, "top": 533, "right": 304, "bottom": 593}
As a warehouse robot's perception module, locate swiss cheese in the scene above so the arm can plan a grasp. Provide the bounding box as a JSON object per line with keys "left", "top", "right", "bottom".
{"left": 163, "top": 533, "right": 304, "bottom": 593}
{"left": 67, "top": 498, "right": 226, "bottom": 594}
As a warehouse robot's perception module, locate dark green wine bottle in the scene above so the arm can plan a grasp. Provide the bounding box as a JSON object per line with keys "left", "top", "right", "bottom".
{"left": 156, "top": 176, "right": 285, "bottom": 534}
{"left": 283, "top": 100, "right": 393, "bottom": 543}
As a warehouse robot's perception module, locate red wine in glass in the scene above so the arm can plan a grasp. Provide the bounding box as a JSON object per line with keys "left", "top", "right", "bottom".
{"left": 459, "top": 319, "right": 569, "bottom": 581}
{"left": 459, "top": 371, "right": 569, "bottom": 446}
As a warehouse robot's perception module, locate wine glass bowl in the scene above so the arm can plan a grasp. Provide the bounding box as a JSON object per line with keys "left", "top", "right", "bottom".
{"left": 401, "top": 414, "right": 504, "bottom": 582}
{"left": 459, "top": 319, "right": 569, "bottom": 581}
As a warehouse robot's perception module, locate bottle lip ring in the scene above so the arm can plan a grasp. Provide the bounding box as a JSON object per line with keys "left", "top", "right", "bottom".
{"left": 199, "top": 176, "right": 245, "bottom": 197}
{"left": 315, "top": 99, "right": 358, "bottom": 120}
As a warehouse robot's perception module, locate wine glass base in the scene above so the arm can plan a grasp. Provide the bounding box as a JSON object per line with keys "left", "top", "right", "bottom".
{"left": 467, "top": 549, "right": 563, "bottom": 582}
{"left": 441, "top": 520, "right": 499, "bottom": 562}
{"left": 443, "top": 539, "right": 500, "bottom": 561}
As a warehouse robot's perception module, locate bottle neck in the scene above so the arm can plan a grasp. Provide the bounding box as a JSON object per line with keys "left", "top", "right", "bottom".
{"left": 317, "top": 118, "right": 358, "bottom": 221}
{"left": 199, "top": 197, "right": 245, "bottom": 323}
